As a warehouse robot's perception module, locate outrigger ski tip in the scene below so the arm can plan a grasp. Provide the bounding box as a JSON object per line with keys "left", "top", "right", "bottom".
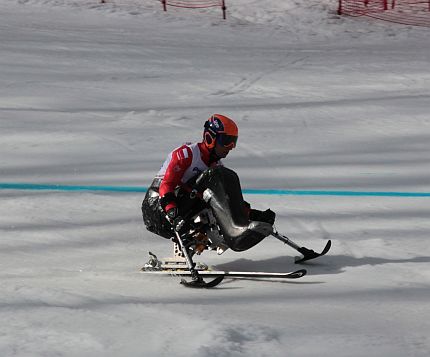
{"left": 180, "top": 275, "right": 225, "bottom": 288}
{"left": 294, "top": 240, "right": 332, "bottom": 264}
{"left": 271, "top": 228, "right": 331, "bottom": 264}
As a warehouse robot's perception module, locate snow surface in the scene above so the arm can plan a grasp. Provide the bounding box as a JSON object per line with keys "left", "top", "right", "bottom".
{"left": 1, "top": 0, "right": 430, "bottom": 356}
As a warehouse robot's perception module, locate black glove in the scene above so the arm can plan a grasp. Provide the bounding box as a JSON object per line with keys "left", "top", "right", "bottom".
{"left": 166, "top": 207, "right": 185, "bottom": 232}
{"left": 249, "top": 208, "right": 276, "bottom": 225}
{"left": 262, "top": 209, "right": 276, "bottom": 225}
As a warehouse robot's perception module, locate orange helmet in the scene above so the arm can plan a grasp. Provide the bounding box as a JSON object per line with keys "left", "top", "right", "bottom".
{"left": 203, "top": 114, "right": 238, "bottom": 149}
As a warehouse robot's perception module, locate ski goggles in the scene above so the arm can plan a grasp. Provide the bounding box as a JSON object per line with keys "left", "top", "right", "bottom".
{"left": 217, "top": 134, "right": 238, "bottom": 149}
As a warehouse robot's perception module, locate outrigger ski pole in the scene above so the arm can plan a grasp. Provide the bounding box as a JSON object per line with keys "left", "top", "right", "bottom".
{"left": 271, "top": 227, "right": 331, "bottom": 264}
{"left": 174, "top": 230, "right": 224, "bottom": 288}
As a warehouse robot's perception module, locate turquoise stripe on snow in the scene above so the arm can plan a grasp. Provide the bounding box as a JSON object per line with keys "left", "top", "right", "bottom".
{"left": 0, "top": 183, "right": 146, "bottom": 192}
{"left": 1, "top": 183, "right": 430, "bottom": 197}
{"left": 242, "top": 188, "right": 430, "bottom": 197}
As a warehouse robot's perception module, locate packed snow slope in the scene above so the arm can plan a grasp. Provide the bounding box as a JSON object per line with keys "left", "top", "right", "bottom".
{"left": 1, "top": 1, "right": 430, "bottom": 356}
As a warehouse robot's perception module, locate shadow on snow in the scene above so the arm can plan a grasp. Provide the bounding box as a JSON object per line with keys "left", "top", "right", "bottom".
{"left": 213, "top": 254, "right": 430, "bottom": 276}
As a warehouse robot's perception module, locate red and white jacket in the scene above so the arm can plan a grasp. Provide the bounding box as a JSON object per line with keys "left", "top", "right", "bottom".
{"left": 156, "top": 142, "right": 222, "bottom": 212}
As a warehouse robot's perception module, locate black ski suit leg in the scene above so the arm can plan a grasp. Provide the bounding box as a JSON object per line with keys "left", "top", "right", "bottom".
{"left": 141, "top": 184, "right": 173, "bottom": 240}
{"left": 195, "top": 166, "right": 273, "bottom": 252}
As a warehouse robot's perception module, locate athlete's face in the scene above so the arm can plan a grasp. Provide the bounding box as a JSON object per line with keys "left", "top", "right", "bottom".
{"left": 214, "top": 142, "right": 233, "bottom": 158}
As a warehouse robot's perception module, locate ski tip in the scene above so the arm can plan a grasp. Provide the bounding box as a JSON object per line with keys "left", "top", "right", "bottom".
{"left": 322, "top": 240, "right": 332, "bottom": 254}
{"left": 294, "top": 240, "right": 332, "bottom": 264}
{"left": 290, "top": 269, "right": 307, "bottom": 278}
{"left": 180, "top": 275, "right": 225, "bottom": 288}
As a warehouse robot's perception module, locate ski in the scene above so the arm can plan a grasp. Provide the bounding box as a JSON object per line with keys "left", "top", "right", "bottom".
{"left": 143, "top": 268, "right": 307, "bottom": 280}
{"left": 142, "top": 251, "right": 305, "bottom": 288}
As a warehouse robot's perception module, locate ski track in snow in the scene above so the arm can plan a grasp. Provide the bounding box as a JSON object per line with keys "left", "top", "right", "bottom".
{"left": 1, "top": 0, "right": 430, "bottom": 356}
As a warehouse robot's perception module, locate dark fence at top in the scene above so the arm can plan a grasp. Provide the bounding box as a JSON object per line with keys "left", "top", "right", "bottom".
{"left": 161, "top": 0, "right": 227, "bottom": 19}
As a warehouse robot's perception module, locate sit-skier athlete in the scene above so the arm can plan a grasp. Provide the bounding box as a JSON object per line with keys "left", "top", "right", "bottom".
{"left": 141, "top": 114, "right": 276, "bottom": 257}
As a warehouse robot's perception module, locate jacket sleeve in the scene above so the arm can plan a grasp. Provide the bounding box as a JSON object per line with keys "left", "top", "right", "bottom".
{"left": 159, "top": 145, "right": 193, "bottom": 213}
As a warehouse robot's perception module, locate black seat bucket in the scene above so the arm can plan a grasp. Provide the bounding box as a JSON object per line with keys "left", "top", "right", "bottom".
{"left": 194, "top": 166, "right": 272, "bottom": 251}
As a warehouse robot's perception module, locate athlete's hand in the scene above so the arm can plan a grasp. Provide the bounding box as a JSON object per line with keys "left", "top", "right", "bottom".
{"left": 166, "top": 208, "right": 185, "bottom": 232}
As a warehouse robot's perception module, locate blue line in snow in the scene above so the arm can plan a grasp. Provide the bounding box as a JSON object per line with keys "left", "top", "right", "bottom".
{"left": 1, "top": 183, "right": 430, "bottom": 197}
{"left": 0, "top": 183, "right": 146, "bottom": 192}
{"left": 242, "top": 189, "right": 430, "bottom": 197}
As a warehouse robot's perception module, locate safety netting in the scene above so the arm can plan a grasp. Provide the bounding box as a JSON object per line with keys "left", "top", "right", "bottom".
{"left": 338, "top": 0, "right": 430, "bottom": 26}
{"left": 161, "top": 0, "right": 226, "bottom": 18}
